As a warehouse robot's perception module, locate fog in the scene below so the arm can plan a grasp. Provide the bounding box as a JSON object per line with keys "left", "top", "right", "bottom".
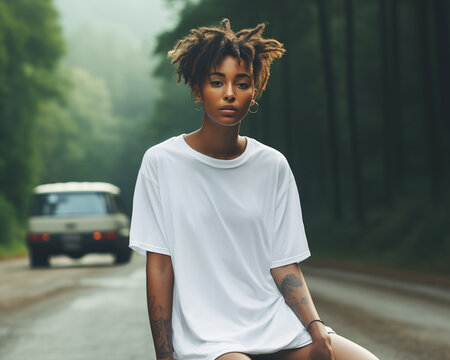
{"left": 54, "top": 0, "right": 180, "bottom": 43}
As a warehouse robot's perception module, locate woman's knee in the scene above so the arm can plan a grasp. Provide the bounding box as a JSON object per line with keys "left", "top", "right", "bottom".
{"left": 330, "top": 334, "right": 379, "bottom": 360}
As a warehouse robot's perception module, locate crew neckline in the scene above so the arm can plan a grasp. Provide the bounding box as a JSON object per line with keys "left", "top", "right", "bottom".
{"left": 179, "top": 133, "right": 252, "bottom": 168}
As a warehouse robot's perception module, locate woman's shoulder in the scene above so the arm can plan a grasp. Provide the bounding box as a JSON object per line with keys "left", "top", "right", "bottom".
{"left": 250, "top": 137, "right": 290, "bottom": 168}
{"left": 249, "top": 138, "right": 294, "bottom": 189}
{"left": 141, "top": 135, "right": 185, "bottom": 167}
{"left": 143, "top": 135, "right": 179, "bottom": 158}
{"left": 139, "top": 135, "right": 180, "bottom": 179}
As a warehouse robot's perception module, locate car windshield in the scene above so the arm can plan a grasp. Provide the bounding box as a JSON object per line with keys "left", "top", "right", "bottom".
{"left": 31, "top": 192, "right": 109, "bottom": 216}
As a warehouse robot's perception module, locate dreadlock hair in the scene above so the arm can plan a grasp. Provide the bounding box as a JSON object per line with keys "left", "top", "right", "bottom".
{"left": 168, "top": 18, "right": 286, "bottom": 99}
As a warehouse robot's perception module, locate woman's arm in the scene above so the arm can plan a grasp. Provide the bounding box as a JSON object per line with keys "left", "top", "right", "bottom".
{"left": 146, "top": 252, "right": 174, "bottom": 360}
{"left": 271, "top": 263, "right": 335, "bottom": 360}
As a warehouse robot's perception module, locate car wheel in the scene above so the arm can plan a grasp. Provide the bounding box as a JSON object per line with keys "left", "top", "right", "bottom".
{"left": 114, "top": 248, "right": 131, "bottom": 265}
{"left": 30, "top": 249, "right": 50, "bottom": 268}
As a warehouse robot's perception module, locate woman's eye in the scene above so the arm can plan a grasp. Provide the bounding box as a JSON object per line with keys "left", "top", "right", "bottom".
{"left": 210, "top": 81, "right": 222, "bottom": 86}
{"left": 237, "top": 83, "right": 250, "bottom": 89}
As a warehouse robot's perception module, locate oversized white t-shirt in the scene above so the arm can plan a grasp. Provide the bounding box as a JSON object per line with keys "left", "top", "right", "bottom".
{"left": 129, "top": 133, "right": 332, "bottom": 360}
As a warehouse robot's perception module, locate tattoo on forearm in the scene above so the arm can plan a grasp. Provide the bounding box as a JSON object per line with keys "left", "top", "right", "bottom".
{"left": 280, "top": 273, "right": 303, "bottom": 296}
{"left": 279, "top": 273, "right": 310, "bottom": 315}
{"left": 148, "top": 296, "right": 173, "bottom": 359}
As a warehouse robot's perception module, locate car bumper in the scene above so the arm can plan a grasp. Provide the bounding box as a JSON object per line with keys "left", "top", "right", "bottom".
{"left": 27, "top": 233, "right": 129, "bottom": 256}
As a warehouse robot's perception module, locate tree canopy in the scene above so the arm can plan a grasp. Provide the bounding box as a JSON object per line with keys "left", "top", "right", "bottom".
{"left": 0, "top": 0, "right": 64, "bottom": 246}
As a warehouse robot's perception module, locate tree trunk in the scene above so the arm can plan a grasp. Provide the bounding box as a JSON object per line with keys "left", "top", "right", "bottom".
{"left": 318, "top": 0, "right": 342, "bottom": 220}
{"left": 418, "top": 0, "right": 441, "bottom": 203}
{"left": 432, "top": 0, "right": 450, "bottom": 129}
{"left": 390, "top": 0, "right": 405, "bottom": 195}
{"left": 279, "top": 0, "right": 293, "bottom": 163}
{"left": 379, "top": 0, "right": 394, "bottom": 209}
{"left": 261, "top": 89, "right": 271, "bottom": 145}
{"left": 345, "top": 0, "right": 365, "bottom": 224}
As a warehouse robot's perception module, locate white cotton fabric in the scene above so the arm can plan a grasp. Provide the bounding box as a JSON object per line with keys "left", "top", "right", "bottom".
{"left": 129, "top": 133, "right": 333, "bottom": 360}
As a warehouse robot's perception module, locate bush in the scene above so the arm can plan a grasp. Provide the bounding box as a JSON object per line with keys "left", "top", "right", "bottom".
{"left": 308, "top": 193, "right": 450, "bottom": 274}
{"left": 0, "top": 193, "right": 27, "bottom": 258}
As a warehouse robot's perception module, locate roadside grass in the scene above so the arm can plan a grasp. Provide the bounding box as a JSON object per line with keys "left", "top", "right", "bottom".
{"left": 0, "top": 194, "right": 28, "bottom": 259}
{"left": 0, "top": 223, "right": 28, "bottom": 259}
{"left": 0, "top": 241, "right": 28, "bottom": 259}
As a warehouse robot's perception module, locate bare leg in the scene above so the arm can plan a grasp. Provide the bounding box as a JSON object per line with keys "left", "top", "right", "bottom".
{"left": 253, "top": 334, "right": 379, "bottom": 360}
{"left": 216, "top": 352, "right": 252, "bottom": 360}
{"left": 330, "top": 334, "right": 379, "bottom": 360}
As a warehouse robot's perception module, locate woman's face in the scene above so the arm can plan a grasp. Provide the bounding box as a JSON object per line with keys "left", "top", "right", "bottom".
{"left": 194, "top": 55, "right": 256, "bottom": 127}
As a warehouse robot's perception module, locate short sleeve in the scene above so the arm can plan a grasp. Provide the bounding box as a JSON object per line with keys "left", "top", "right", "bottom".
{"left": 129, "top": 166, "right": 171, "bottom": 257}
{"left": 271, "top": 170, "right": 310, "bottom": 268}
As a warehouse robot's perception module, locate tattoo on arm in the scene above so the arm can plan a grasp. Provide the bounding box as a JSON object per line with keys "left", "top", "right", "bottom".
{"left": 280, "top": 273, "right": 309, "bottom": 308}
{"left": 148, "top": 296, "right": 173, "bottom": 359}
{"left": 277, "top": 272, "right": 313, "bottom": 330}
{"left": 280, "top": 273, "right": 303, "bottom": 296}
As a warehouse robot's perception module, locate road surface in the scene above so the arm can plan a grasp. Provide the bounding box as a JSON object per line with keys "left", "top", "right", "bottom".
{"left": 0, "top": 254, "right": 448, "bottom": 360}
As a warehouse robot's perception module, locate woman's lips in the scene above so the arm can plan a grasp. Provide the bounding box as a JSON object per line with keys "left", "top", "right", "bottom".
{"left": 219, "top": 105, "right": 238, "bottom": 115}
{"left": 219, "top": 109, "right": 238, "bottom": 115}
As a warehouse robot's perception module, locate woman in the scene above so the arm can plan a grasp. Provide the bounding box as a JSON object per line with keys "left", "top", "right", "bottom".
{"left": 129, "top": 19, "right": 379, "bottom": 360}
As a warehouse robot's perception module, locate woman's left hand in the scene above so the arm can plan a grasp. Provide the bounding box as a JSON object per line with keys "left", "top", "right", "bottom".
{"left": 308, "top": 336, "right": 335, "bottom": 360}
{"left": 308, "top": 323, "right": 335, "bottom": 360}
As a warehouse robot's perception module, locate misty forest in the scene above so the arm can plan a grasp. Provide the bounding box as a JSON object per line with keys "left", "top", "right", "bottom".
{"left": 0, "top": 0, "right": 449, "bottom": 274}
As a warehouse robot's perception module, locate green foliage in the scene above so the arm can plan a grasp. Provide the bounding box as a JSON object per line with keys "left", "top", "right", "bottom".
{"left": 0, "top": 193, "right": 16, "bottom": 245}
{"left": 37, "top": 66, "right": 121, "bottom": 182}
{"left": 0, "top": 0, "right": 64, "bottom": 248}
{"left": 148, "top": 0, "right": 450, "bottom": 273}
{"left": 309, "top": 188, "right": 450, "bottom": 274}
{"left": 0, "top": 193, "right": 27, "bottom": 257}
{"left": 45, "top": 23, "right": 162, "bottom": 208}
{"left": 1, "top": 0, "right": 447, "bottom": 273}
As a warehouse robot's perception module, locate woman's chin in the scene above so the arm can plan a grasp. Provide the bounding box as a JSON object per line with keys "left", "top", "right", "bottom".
{"left": 207, "top": 115, "right": 243, "bottom": 127}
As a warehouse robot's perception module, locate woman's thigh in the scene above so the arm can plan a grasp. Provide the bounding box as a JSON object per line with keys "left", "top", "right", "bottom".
{"left": 329, "top": 334, "right": 379, "bottom": 360}
{"left": 252, "top": 334, "right": 379, "bottom": 360}
{"left": 252, "top": 345, "right": 310, "bottom": 360}
{"left": 216, "top": 352, "right": 252, "bottom": 360}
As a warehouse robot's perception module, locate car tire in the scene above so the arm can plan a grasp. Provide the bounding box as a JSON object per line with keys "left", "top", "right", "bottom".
{"left": 30, "top": 249, "right": 50, "bottom": 268}
{"left": 114, "top": 248, "right": 131, "bottom": 265}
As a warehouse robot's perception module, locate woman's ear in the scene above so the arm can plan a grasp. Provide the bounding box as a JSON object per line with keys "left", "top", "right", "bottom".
{"left": 251, "top": 88, "right": 258, "bottom": 105}
{"left": 193, "top": 86, "right": 202, "bottom": 103}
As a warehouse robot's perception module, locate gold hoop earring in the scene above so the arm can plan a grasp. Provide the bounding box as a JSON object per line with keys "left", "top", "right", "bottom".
{"left": 193, "top": 100, "right": 203, "bottom": 112}
{"left": 249, "top": 101, "right": 259, "bottom": 114}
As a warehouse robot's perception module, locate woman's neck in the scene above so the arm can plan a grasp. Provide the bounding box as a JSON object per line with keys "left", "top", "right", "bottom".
{"left": 184, "top": 123, "right": 246, "bottom": 160}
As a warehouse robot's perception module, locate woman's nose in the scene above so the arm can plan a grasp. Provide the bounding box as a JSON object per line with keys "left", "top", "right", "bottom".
{"left": 223, "top": 83, "right": 235, "bottom": 101}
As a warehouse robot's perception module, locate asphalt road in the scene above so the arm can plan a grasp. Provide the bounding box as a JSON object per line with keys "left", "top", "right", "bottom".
{"left": 0, "top": 254, "right": 448, "bottom": 360}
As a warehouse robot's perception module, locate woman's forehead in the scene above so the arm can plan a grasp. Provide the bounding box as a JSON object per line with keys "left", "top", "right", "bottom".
{"left": 210, "top": 55, "right": 252, "bottom": 74}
